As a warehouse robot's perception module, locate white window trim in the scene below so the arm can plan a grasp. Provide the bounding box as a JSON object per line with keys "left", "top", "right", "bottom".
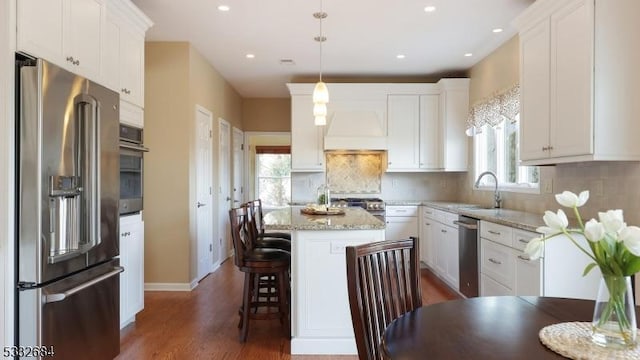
{"left": 473, "top": 123, "right": 540, "bottom": 195}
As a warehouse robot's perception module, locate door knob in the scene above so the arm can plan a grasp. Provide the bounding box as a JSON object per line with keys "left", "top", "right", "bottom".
{"left": 226, "top": 196, "right": 231, "bottom": 201}
{"left": 197, "top": 202, "right": 206, "bottom": 208}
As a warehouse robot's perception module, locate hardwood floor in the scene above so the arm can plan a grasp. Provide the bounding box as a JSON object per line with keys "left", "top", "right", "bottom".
{"left": 117, "top": 260, "right": 460, "bottom": 360}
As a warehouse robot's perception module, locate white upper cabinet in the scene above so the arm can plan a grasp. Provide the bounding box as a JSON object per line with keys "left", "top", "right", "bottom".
{"left": 387, "top": 95, "right": 421, "bottom": 170}
{"left": 438, "top": 79, "right": 469, "bottom": 171}
{"left": 103, "top": 0, "right": 152, "bottom": 108}
{"left": 419, "top": 95, "right": 440, "bottom": 169}
{"left": 17, "top": 0, "right": 105, "bottom": 81}
{"left": 514, "top": 0, "right": 640, "bottom": 165}
{"left": 387, "top": 94, "right": 441, "bottom": 171}
{"left": 386, "top": 80, "right": 468, "bottom": 172}
{"left": 288, "top": 82, "right": 468, "bottom": 173}
{"left": 290, "top": 94, "right": 324, "bottom": 171}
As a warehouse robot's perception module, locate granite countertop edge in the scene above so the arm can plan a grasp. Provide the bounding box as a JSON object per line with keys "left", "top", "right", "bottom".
{"left": 455, "top": 209, "right": 542, "bottom": 233}
{"left": 265, "top": 207, "right": 385, "bottom": 231}
{"left": 421, "top": 201, "right": 544, "bottom": 233}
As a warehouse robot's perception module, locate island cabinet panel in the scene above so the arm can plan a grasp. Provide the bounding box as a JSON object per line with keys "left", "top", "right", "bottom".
{"left": 291, "top": 229, "right": 384, "bottom": 355}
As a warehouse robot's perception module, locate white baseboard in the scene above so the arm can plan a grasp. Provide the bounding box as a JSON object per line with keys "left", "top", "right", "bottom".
{"left": 290, "top": 338, "right": 357, "bottom": 355}
{"left": 144, "top": 281, "right": 197, "bottom": 292}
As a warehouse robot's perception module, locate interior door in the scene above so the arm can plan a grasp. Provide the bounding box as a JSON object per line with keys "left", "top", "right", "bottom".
{"left": 195, "top": 106, "right": 215, "bottom": 280}
{"left": 218, "top": 119, "right": 232, "bottom": 260}
{"left": 232, "top": 127, "right": 244, "bottom": 209}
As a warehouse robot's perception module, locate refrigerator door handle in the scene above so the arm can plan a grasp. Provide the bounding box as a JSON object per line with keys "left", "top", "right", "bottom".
{"left": 44, "top": 266, "right": 123, "bottom": 304}
{"left": 76, "top": 94, "right": 101, "bottom": 249}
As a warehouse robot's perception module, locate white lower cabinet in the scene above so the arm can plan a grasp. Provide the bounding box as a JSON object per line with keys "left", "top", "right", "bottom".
{"left": 480, "top": 222, "right": 542, "bottom": 297}
{"left": 385, "top": 206, "right": 418, "bottom": 241}
{"left": 479, "top": 221, "right": 596, "bottom": 298}
{"left": 515, "top": 251, "right": 542, "bottom": 296}
{"left": 119, "top": 213, "right": 144, "bottom": 328}
{"left": 423, "top": 206, "right": 459, "bottom": 291}
{"left": 420, "top": 211, "right": 436, "bottom": 266}
{"left": 481, "top": 273, "right": 514, "bottom": 296}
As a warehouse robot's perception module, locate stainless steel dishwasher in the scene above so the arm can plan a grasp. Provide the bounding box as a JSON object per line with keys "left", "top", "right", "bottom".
{"left": 455, "top": 215, "right": 479, "bottom": 298}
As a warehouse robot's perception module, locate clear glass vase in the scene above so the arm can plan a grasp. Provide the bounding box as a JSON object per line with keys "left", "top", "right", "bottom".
{"left": 591, "top": 275, "right": 637, "bottom": 349}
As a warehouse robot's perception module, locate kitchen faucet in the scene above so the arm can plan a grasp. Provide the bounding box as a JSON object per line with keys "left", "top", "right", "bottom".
{"left": 474, "top": 171, "right": 502, "bottom": 208}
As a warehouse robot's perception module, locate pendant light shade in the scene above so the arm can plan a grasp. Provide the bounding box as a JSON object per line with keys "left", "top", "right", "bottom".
{"left": 312, "top": 1, "right": 329, "bottom": 126}
{"left": 313, "top": 81, "right": 329, "bottom": 104}
{"left": 313, "top": 102, "right": 327, "bottom": 117}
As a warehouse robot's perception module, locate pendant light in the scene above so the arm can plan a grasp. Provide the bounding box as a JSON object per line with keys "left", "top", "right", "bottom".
{"left": 312, "top": 0, "right": 329, "bottom": 126}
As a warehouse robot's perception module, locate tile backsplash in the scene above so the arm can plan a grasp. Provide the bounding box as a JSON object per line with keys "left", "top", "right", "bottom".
{"left": 293, "top": 157, "right": 640, "bottom": 225}
{"left": 326, "top": 152, "right": 383, "bottom": 194}
{"left": 459, "top": 161, "right": 640, "bottom": 224}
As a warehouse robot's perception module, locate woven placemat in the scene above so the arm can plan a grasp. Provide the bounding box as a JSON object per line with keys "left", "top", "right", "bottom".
{"left": 539, "top": 322, "right": 640, "bottom": 359}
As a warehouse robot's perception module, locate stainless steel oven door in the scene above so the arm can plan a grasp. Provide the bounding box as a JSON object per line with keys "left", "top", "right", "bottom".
{"left": 18, "top": 259, "right": 123, "bottom": 359}
{"left": 119, "top": 146, "right": 145, "bottom": 214}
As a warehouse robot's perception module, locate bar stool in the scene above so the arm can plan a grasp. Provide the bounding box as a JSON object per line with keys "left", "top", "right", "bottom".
{"left": 229, "top": 206, "right": 290, "bottom": 342}
{"left": 247, "top": 199, "right": 292, "bottom": 240}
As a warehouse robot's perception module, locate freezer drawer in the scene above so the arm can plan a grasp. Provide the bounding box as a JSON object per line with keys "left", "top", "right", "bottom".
{"left": 18, "top": 259, "right": 123, "bottom": 360}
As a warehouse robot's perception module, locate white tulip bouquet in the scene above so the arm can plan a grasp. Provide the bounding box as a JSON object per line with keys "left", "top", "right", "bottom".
{"left": 524, "top": 190, "right": 640, "bottom": 276}
{"left": 525, "top": 190, "right": 640, "bottom": 348}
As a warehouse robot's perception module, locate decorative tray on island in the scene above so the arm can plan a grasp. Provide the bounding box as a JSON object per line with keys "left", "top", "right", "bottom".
{"left": 300, "top": 205, "right": 345, "bottom": 215}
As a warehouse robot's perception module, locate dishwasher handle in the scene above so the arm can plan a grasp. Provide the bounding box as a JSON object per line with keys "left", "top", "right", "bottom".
{"left": 454, "top": 220, "right": 478, "bottom": 230}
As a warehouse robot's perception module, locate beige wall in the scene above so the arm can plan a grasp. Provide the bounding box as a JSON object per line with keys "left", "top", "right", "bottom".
{"left": 189, "top": 46, "right": 242, "bottom": 129}
{"left": 459, "top": 36, "right": 640, "bottom": 225}
{"left": 144, "top": 42, "right": 191, "bottom": 284}
{"left": 144, "top": 42, "right": 243, "bottom": 285}
{"left": 242, "top": 98, "right": 290, "bottom": 132}
{"left": 468, "top": 36, "right": 519, "bottom": 105}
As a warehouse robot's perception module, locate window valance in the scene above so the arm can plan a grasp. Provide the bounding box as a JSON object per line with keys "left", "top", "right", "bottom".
{"left": 466, "top": 83, "right": 520, "bottom": 135}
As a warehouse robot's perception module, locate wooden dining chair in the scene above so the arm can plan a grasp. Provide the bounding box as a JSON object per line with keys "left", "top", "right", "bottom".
{"left": 346, "top": 237, "right": 422, "bottom": 360}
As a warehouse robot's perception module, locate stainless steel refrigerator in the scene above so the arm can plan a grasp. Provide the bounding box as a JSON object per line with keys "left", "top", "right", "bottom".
{"left": 16, "top": 57, "right": 121, "bottom": 359}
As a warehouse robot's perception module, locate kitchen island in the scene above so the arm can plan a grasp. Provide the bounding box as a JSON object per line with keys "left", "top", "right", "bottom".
{"left": 264, "top": 207, "right": 385, "bottom": 355}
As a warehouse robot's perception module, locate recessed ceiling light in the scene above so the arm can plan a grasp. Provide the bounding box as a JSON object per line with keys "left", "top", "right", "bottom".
{"left": 396, "top": 54, "right": 406, "bottom": 59}
{"left": 424, "top": 6, "right": 436, "bottom": 12}
{"left": 217, "top": 5, "right": 230, "bottom": 11}
{"left": 464, "top": 53, "right": 473, "bottom": 57}
{"left": 246, "top": 54, "right": 255, "bottom": 59}
{"left": 279, "top": 59, "right": 296, "bottom": 66}
{"left": 492, "top": 28, "right": 503, "bottom": 33}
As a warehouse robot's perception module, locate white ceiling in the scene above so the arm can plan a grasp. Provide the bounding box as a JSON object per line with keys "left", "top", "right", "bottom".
{"left": 133, "top": 0, "right": 535, "bottom": 98}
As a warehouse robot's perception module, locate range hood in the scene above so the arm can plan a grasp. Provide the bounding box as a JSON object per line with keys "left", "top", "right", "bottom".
{"left": 324, "top": 110, "right": 388, "bottom": 150}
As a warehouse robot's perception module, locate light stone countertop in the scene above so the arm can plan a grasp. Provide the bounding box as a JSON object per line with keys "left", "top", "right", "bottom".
{"left": 456, "top": 208, "right": 545, "bottom": 232}
{"left": 384, "top": 200, "right": 544, "bottom": 232}
{"left": 264, "top": 206, "right": 385, "bottom": 231}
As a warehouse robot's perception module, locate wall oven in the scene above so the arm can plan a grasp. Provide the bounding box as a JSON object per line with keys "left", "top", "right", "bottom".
{"left": 119, "top": 124, "right": 148, "bottom": 214}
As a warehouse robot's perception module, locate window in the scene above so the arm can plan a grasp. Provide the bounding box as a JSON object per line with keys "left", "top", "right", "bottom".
{"left": 474, "top": 114, "right": 539, "bottom": 191}
{"left": 255, "top": 146, "right": 291, "bottom": 208}
{"left": 469, "top": 84, "right": 538, "bottom": 193}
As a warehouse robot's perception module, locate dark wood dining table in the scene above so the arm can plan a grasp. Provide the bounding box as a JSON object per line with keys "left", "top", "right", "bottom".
{"left": 382, "top": 296, "right": 640, "bottom": 359}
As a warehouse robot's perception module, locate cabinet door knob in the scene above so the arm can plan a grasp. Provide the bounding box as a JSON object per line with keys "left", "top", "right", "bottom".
{"left": 441, "top": 229, "right": 447, "bottom": 233}
{"left": 66, "top": 56, "right": 74, "bottom": 63}
{"left": 488, "top": 258, "right": 502, "bottom": 265}
{"left": 488, "top": 230, "right": 501, "bottom": 235}
{"left": 542, "top": 146, "right": 548, "bottom": 151}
